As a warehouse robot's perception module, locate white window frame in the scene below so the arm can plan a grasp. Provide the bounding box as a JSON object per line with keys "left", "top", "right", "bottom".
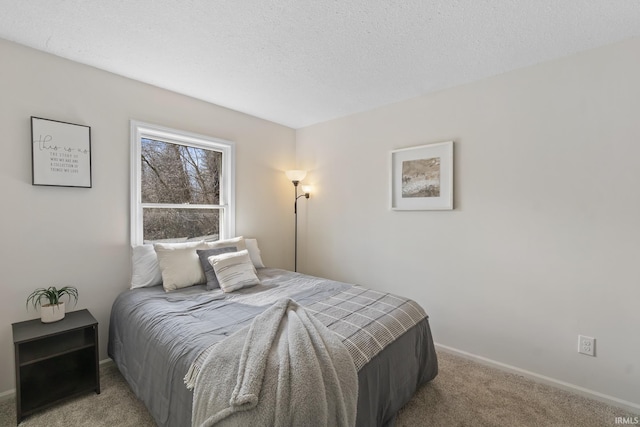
{"left": 130, "top": 120, "right": 235, "bottom": 246}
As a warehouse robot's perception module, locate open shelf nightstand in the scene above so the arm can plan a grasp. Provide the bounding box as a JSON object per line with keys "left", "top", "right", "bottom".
{"left": 12, "top": 309, "right": 100, "bottom": 424}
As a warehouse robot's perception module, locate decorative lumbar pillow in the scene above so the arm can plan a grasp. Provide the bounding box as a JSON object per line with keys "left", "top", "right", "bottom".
{"left": 196, "top": 246, "right": 237, "bottom": 290}
{"left": 244, "top": 238, "right": 266, "bottom": 268}
{"left": 154, "top": 241, "right": 209, "bottom": 292}
{"left": 130, "top": 244, "right": 163, "bottom": 289}
{"left": 208, "top": 249, "right": 261, "bottom": 293}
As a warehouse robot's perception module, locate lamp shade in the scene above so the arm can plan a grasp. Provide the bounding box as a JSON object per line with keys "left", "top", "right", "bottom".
{"left": 285, "top": 170, "right": 307, "bottom": 182}
{"left": 301, "top": 185, "right": 312, "bottom": 195}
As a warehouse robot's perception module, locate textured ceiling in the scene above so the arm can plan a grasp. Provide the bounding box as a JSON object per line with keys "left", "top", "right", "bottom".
{"left": 1, "top": 1, "right": 639, "bottom": 128}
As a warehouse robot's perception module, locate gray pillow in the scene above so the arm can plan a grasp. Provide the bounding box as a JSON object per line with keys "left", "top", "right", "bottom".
{"left": 196, "top": 246, "right": 237, "bottom": 290}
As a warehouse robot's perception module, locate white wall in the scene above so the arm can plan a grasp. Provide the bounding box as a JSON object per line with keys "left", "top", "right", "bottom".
{"left": 296, "top": 38, "right": 640, "bottom": 408}
{"left": 0, "top": 39, "right": 296, "bottom": 395}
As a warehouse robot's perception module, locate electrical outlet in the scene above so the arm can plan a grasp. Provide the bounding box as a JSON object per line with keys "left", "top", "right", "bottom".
{"left": 578, "top": 335, "right": 595, "bottom": 356}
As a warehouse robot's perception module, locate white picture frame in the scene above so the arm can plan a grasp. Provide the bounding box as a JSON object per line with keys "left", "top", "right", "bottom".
{"left": 31, "top": 117, "right": 92, "bottom": 188}
{"left": 390, "top": 141, "right": 453, "bottom": 210}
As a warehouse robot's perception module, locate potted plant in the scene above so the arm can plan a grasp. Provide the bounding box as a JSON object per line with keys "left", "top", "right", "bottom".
{"left": 26, "top": 286, "right": 79, "bottom": 323}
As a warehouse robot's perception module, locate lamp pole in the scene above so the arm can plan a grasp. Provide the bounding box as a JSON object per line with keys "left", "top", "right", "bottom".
{"left": 285, "top": 170, "right": 309, "bottom": 272}
{"left": 293, "top": 180, "right": 299, "bottom": 272}
{"left": 293, "top": 181, "right": 310, "bottom": 272}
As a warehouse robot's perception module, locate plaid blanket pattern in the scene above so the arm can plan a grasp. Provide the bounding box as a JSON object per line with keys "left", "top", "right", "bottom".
{"left": 185, "top": 286, "right": 427, "bottom": 389}
{"left": 304, "top": 286, "right": 427, "bottom": 370}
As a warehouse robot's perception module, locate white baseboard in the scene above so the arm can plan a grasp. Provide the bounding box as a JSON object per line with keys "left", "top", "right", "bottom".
{"left": 435, "top": 343, "right": 640, "bottom": 415}
{"left": 99, "top": 357, "right": 114, "bottom": 367}
{"left": 0, "top": 358, "right": 114, "bottom": 403}
{"left": 0, "top": 388, "right": 14, "bottom": 402}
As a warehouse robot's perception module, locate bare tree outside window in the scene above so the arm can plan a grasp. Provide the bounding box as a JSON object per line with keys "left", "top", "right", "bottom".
{"left": 142, "top": 208, "right": 220, "bottom": 241}
{"left": 140, "top": 138, "right": 222, "bottom": 241}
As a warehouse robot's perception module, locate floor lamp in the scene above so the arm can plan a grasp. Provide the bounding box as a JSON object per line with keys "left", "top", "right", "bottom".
{"left": 285, "top": 170, "right": 310, "bottom": 272}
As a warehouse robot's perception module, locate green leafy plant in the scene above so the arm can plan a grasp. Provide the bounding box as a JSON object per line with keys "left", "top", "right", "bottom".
{"left": 26, "top": 286, "right": 79, "bottom": 310}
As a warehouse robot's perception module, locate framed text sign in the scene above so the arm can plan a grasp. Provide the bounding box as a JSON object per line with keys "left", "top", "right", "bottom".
{"left": 31, "top": 117, "right": 92, "bottom": 188}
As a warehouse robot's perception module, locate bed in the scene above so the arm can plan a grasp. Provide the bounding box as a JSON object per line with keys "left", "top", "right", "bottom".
{"left": 108, "top": 267, "right": 438, "bottom": 427}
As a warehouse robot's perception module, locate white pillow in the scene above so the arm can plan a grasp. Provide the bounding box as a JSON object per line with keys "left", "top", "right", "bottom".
{"left": 130, "top": 244, "right": 163, "bottom": 289}
{"left": 203, "top": 236, "right": 247, "bottom": 252}
{"left": 154, "top": 241, "right": 209, "bottom": 291}
{"left": 209, "top": 249, "right": 261, "bottom": 293}
{"left": 244, "top": 238, "right": 266, "bottom": 268}
{"left": 153, "top": 237, "right": 247, "bottom": 292}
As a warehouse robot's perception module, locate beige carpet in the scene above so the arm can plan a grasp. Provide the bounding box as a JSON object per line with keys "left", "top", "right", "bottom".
{"left": 0, "top": 350, "right": 634, "bottom": 426}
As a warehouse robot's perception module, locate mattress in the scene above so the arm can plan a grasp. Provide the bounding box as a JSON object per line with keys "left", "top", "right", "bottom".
{"left": 108, "top": 268, "right": 438, "bottom": 426}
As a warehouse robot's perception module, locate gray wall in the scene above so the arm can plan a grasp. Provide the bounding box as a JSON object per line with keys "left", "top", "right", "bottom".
{"left": 0, "top": 39, "right": 296, "bottom": 395}
{"left": 296, "top": 38, "right": 640, "bottom": 409}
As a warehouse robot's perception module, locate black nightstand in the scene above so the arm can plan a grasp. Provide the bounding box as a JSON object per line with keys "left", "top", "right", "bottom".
{"left": 12, "top": 309, "right": 100, "bottom": 424}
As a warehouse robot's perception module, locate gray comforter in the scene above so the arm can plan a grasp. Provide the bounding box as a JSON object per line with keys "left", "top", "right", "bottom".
{"left": 108, "top": 268, "right": 438, "bottom": 427}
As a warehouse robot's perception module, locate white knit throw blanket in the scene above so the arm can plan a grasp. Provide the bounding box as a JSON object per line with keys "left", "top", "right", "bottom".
{"left": 191, "top": 298, "right": 358, "bottom": 427}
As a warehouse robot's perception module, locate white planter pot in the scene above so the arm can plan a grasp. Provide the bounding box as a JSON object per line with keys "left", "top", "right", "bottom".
{"left": 41, "top": 302, "right": 65, "bottom": 323}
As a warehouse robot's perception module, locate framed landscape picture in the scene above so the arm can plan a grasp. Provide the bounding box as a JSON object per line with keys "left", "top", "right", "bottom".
{"left": 31, "top": 117, "right": 92, "bottom": 188}
{"left": 390, "top": 141, "right": 453, "bottom": 210}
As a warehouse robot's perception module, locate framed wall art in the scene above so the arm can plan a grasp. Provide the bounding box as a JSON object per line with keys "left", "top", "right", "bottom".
{"left": 390, "top": 140, "right": 453, "bottom": 210}
{"left": 31, "top": 117, "right": 92, "bottom": 188}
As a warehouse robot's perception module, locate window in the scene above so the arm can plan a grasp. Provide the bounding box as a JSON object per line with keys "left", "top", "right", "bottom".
{"left": 130, "top": 121, "right": 235, "bottom": 246}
